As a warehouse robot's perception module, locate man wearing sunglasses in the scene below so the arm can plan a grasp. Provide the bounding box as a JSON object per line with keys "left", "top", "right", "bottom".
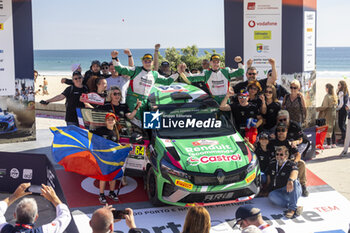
{"left": 101, "top": 61, "right": 111, "bottom": 78}
{"left": 233, "top": 58, "right": 277, "bottom": 94}
{"left": 111, "top": 50, "right": 184, "bottom": 122}
{"left": 184, "top": 54, "right": 244, "bottom": 104}
{"left": 41, "top": 71, "right": 88, "bottom": 126}
{"left": 265, "top": 146, "right": 303, "bottom": 219}
{"left": 267, "top": 122, "right": 308, "bottom": 197}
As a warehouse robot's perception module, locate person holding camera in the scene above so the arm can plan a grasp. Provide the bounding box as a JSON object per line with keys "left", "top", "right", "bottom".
{"left": 0, "top": 183, "right": 71, "bottom": 233}
{"left": 90, "top": 205, "right": 141, "bottom": 233}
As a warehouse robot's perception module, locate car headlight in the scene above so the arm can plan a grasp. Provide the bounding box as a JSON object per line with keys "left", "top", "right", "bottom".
{"left": 161, "top": 159, "right": 189, "bottom": 179}
{"left": 247, "top": 154, "right": 258, "bottom": 173}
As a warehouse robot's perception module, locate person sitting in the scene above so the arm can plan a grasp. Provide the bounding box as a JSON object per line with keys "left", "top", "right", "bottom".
{"left": 267, "top": 122, "right": 308, "bottom": 197}
{"left": 266, "top": 146, "right": 303, "bottom": 219}
{"left": 220, "top": 89, "right": 263, "bottom": 144}
{"left": 182, "top": 207, "right": 211, "bottom": 233}
{"left": 233, "top": 205, "right": 280, "bottom": 232}
{"left": 254, "top": 133, "right": 272, "bottom": 184}
{"left": 90, "top": 206, "right": 141, "bottom": 233}
{"left": 0, "top": 183, "right": 71, "bottom": 233}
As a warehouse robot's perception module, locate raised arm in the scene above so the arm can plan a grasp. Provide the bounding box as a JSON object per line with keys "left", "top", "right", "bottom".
{"left": 227, "top": 56, "right": 245, "bottom": 78}
{"left": 267, "top": 58, "right": 277, "bottom": 85}
{"left": 111, "top": 50, "right": 136, "bottom": 77}
{"left": 124, "top": 49, "right": 134, "bottom": 67}
{"left": 220, "top": 87, "right": 235, "bottom": 111}
{"left": 153, "top": 44, "right": 160, "bottom": 71}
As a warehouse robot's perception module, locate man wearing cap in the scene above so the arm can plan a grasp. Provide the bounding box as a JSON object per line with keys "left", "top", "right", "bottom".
{"left": 266, "top": 146, "right": 303, "bottom": 219}
{"left": 234, "top": 205, "right": 280, "bottom": 232}
{"left": 234, "top": 58, "right": 277, "bottom": 94}
{"left": 220, "top": 88, "right": 262, "bottom": 143}
{"left": 111, "top": 50, "right": 184, "bottom": 122}
{"left": 101, "top": 61, "right": 111, "bottom": 78}
{"left": 267, "top": 122, "right": 308, "bottom": 197}
{"left": 184, "top": 54, "right": 244, "bottom": 104}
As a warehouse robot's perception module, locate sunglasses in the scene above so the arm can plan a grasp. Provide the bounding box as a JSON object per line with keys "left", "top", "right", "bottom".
{"left": 265, "top": 91, "right": 273, "bottom": 94}
{"left": 279, "top": 118, "right": 287, "bottom": 122}
{"left": 277, "top": 128, "right": 286, "bottom": 132}
{"left": 276, "top": 153, "right": 284, "bottom": 156}
{"left": 290, "top": 86, "right": 298, "bottom": 89}
{"left": 239, "top": 96, "right": 248, "bottom": 99}
{"left": 73, "top": 77, "right": 82, "bottom": 80}
{"left": 144, "top": 60, "right": 152, "bottom": 64}
{"left": 113, "top": 92, "right": 121, "bottom": 96}
{"left": 248, "top": 73, "right": 257, "bottom": 76}
{"left": 102, "top": 66, "right": 109, "bottom": 70}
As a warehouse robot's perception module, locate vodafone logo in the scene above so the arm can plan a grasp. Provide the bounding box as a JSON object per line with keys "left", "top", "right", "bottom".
{"left": 248, "top": 20, "right": 256, "bottom": 28}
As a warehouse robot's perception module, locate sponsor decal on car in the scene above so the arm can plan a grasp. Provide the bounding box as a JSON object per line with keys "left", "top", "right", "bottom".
{"left": 175, "top": 179, "right": 193, "bottom": 190}
{"left": 192, "top": 140, "right": 219, "bottom": 146}
{"left": 187, "top": 154, "right": 242, "bottom": 166}
{"left": 245, "top": 172, "right": 256, "bottom": 183}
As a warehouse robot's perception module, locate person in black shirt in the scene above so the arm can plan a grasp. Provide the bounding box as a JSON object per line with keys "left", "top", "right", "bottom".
{"left": 220, "top": 88, "right": 262, "bottom": 144}
{"left": 91, "top": 112, "right": 121, "bottom": 204}
{"left": 97, "top": 86, "right": 141, "bottom": 124}
{"left": 267, "top": 122, "right": 308, "bottom": 197}
{"left": 41, "top": 71, "right": 88, "bottom": 126}
{"left": 233, "top": 58, "right": 277, "bottom": 93}
{"left": 266, "top": 146, "right": 302, "bottom": 218}
{"left": 261, "top": 85, "right": 281, "bottom": 134}
{"left": 254, "top": 133, "right": 273, "bottom": 184}
{"left": 101, "top": 61, "right": 111, "bottom": 78}
{"left": 247, "top": 80, "right": 263, "bottom": 110}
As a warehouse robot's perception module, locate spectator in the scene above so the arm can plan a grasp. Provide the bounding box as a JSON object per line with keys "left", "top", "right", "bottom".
{"left": 267, "top": 122, "right": 308, "bottom": 197}
{"left": 34, "top": 70, "right": 38, "bottom": 83}
{"left": 42, "top": 77, "right": 49, "bottom": 95}
{"left": 185, "top": 54, "right": 244, "bottom": 104}
{"left": 111, "top": 50, "right": 184, "bottom": 124}
{"left": 220, "top": 89, "right": 263, "bottom": 144}
{"left": 254, "top": 133, "right": 272, "bottom": 184}
{"left": 90, "top": 206, "right": 141, "bottom": 233}
{"left": 316, "top": 83, "right": 337, "bottom": 149}
{"left": 190, "top": 68, "right": 199, "bottom": 74}
{"left": 241, "top": 225, "right": 262, "bottom": 233}
{"left": 182, "top": 207, "right": 211, "bottom": 233}
{"left": 42, "top": 71, "right": 88, "bottom": 126}
{"left": 91, "top": 113, "right": 122, "bottom": 204}
{"left": 247, "top": 80, "right": 263, "bottom": 109}
{"left": 101, "top": 61, "right": 111, "bottom": 78}
{"left": 62, "top": 60, "right": 102, "bottom": 88}
{"left": 261, "top": 85, "right": 281, "bottom": 134}
{"left": 97, "top": 86, "right": 141, "bottom": 121}
{"left": 282, "top": 80, "right": 306, "bottom": 126}
{"left": 266, "top": 146, "right": 303, "bottom": 219}
{"left": 83, "top": 77, "right": 109, "bottom": 109}
{"left": 340, "top": 97, "right": 350, "bottom": 156}
{"left": 158, "top": 61, "right": 173, "bottom": 77}
{"left": 336, "top": 80, "right": 349, "bottom": 144}
{"left": 106, "top": 62, "right": 129, "bottom": 103}
{"left": 234, "top": 205, "right": 279, "bottom": 232}
{"left": 202, "top": 59, "right": 210, "bottom": 71}
{"left": 0, "top": 183, "right": 71, "bottom": 233}
{"left": 233, "top": 58, "right": 277, "bottom": 93}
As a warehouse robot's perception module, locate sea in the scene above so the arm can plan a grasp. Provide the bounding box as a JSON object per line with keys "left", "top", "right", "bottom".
{"left": 34, "top": 47, "right": 350, "bottom": 79}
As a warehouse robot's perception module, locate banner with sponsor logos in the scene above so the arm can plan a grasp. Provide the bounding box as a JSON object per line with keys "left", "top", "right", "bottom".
{"left": 0, "top": 0, "right": 35, "bottom": 144}
{"left": 304, "top": 11, "right": 316, "bottom": 71}
{"left": 243, "top": 0, "right": 282, "bottom": 80}
{"left": 0, "top": 0, "right": 15, "bottom": 96}
{"left": 72, "top": 190, "right": 350, "bottom": 233}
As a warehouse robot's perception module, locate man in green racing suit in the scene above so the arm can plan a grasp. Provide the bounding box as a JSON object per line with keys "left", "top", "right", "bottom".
{"left": 184, "top": 54, "right": 245, "bottom": 104}
{"left": 111, "top": 50, "right": 185, "bottom": 126}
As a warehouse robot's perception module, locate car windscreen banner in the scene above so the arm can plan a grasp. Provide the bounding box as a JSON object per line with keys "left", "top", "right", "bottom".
{"left": 0, "top": 0, "right": 35, "bottom": 144}
{"left": 0, "top": 151, "right": 79, "bottom": 233}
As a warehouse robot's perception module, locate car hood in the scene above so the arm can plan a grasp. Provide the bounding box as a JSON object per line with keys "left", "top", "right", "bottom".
{"left": 159, "top": 134, "right": 252, "bottom": 173}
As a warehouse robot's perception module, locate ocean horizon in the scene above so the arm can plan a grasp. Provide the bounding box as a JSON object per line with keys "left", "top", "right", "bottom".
{"left": 34, "top": 47, "right": 350, "bottom": 79}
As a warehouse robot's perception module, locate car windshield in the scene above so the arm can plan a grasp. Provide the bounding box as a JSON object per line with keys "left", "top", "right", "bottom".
{"left": 156, "top": 100, "right": 236, "bottom": 139}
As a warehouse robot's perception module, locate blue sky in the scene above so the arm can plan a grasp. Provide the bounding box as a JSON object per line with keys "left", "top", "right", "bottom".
{"left": 32, "top": 0, "right": 349, "bottom": 49}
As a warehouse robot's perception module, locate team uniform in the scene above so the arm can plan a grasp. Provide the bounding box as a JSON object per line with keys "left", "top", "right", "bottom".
{"left": 186, "top": 65, "right": 244, "bottom": 104}
{"left": 113, "top": 60, "right": 179, "bottom": 121}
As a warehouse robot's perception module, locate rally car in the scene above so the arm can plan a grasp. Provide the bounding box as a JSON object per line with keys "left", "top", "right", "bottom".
{"left": 144, "top": 83, "right": 261, "bottom": 206}
{"left": 0, "top": 108, "right": 17, "bottom": 134}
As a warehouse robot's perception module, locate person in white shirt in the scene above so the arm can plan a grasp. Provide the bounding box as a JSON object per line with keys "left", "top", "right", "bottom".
{"left": 0, "top": 183, "right": 71, "bottom": 233}
{"left": 106, "top": 62, "right": 129, "bottom": 104}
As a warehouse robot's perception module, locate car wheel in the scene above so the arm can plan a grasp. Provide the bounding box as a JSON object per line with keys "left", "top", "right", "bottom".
{"left": 146, "top": 168, "right": 163, "bottom": 206}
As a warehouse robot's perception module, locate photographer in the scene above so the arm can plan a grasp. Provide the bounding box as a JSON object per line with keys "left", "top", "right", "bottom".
{"left": 0, "top": 183, "right": 71, "bottom": 233}
{"left": 90, "top": 206, "right": 141, "bottom": 233}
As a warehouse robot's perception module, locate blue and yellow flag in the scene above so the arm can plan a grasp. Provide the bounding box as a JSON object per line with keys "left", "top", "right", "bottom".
{"left": 50, "top": 126, "right": 132, "bottom": 181}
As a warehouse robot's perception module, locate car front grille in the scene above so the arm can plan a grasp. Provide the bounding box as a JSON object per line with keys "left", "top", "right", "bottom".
{"left": 189, "top": 167, "right": 248, "bottom": 186}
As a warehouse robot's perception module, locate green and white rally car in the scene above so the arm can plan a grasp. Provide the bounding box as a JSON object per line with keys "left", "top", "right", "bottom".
{"left": 144, "top": 83, "right": 261, "bottom": 207}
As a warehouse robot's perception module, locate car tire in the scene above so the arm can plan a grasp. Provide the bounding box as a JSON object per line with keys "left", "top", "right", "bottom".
{"left": 146, "top": 168, "right": 163, "bottom": 206}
